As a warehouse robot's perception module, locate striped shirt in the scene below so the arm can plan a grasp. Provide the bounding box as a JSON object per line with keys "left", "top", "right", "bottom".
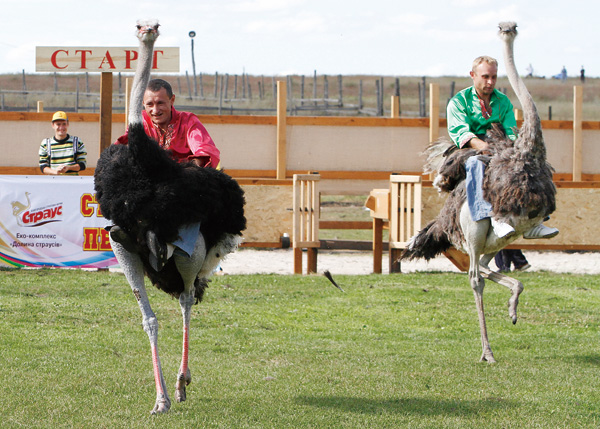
{"left": 39, "top": 135, "right": 87, "bottom": 175}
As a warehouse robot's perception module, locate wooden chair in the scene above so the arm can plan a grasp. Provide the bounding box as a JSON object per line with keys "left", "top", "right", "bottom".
{"left": 388, "top": 175, "right": 422, "bottom": 273}
{"left": 365, "top": 188, "right": 389, "bottom": 274}
{"left": 292, "top": 174, "right": 320, "bottom": 274}
{"left": 367, "top": 174, "right": 470, "bottom": 273}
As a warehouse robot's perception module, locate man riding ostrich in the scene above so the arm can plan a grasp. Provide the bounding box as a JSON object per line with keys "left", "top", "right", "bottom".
{"left": 402, "top": 22, "right": 557, "bottom": 363}
{"left": 94, "top": 20, "right": 246, "bottom": 414}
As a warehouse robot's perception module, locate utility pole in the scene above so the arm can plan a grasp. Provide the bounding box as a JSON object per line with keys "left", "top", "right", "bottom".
{"left": 189, "top": 31, "right": 197, "bottom": 97}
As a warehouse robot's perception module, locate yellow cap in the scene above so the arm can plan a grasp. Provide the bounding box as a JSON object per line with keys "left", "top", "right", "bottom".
{"left": 52, "top": 111, "right": 68, "bottom": 122}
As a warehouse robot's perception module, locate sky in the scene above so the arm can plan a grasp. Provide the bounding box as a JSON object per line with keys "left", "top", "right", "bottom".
{"left": 0, "top": 0, "right": 594, "bottom": 78}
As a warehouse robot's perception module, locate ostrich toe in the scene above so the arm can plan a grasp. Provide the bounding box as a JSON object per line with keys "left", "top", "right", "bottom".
{"left": 175, "top": 368, "right": 192, "bottom": 403}
{"left": 151, "top": 394, "right": 171, "bottom": 415}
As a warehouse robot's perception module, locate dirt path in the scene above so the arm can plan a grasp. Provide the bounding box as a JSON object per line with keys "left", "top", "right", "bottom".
{"left": 221, "top": 249, "right": 600, "bottom": 275}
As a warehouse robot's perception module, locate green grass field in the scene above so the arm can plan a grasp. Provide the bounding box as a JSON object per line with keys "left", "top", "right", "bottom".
{"left": 1, "top": 268, "right": 599, "bottom": 427}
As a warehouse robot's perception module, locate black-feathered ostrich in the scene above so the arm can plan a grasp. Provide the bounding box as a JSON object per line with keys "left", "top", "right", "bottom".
{"left": 94, "top": 20, "right": 246, "bottom": 414}
{"left": 402, "top": 22, "right": 556, "bottom": 363}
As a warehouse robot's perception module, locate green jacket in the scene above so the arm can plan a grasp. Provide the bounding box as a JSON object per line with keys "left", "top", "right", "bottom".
{"left": 447, "top": 86, "right": 517, "bottom": 148}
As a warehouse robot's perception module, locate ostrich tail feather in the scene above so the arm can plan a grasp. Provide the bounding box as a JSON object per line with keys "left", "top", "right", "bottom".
{"left": 422, "top": 138, "right": 456, "bottom": 174}
{"left": 400, "top": 220, "right": 452, "bottom": 261}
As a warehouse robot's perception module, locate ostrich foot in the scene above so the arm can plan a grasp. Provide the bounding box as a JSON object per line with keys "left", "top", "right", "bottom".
{"left": 508, "top": 295, "right": 519, "bottom": 324}
{"left": 151, "top": 394, "right": 171, "bottom": 415}
{"left": 175, "top": 368, "right": 192, "bottom": 403}
{"left": 508, "top": 282, "right": 524, "bottom": 324}
{"left": 480, "top": 349, "right": 496, "bottom": 363}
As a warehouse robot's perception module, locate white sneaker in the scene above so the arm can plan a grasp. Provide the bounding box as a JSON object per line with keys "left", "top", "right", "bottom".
{"left": 491, "top": 218, "right": 515, "bottom": 238}
{"left": 523, "top": 224, "right": 559, "bottom": 239}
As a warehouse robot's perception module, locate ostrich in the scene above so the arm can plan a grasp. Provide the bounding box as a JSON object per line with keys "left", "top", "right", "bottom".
{"left": 94, "top": 20, "right": 246, "bottom": 414}
{"left": 402, "top": 22, "right": 556, "bottom": 363}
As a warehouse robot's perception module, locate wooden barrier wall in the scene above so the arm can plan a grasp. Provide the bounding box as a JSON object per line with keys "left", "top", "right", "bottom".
{"left": 237, "top": 180, "right": 293, "bottom": 247}
{"left": 0, "top": 85, "right": 598, "bottom": 249}
{"left": 421, "top": 184, "right": 600, "bottom": 250}
{"left": 242, "top": 179, "right": 600, "bottom": 250}
{"left": 1, "top": 112, "right": 599, "bottom": 193}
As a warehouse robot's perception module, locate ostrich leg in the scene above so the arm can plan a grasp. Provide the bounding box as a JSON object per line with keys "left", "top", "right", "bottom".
{"left": 461, "top": 208, "right": 496, "bottom": 363}
{"left": 173, "top": 234, "right": 207, "bottom": 403}
{"left": 110, "top": 238, "right": 171, "bottom": 414}
{"left": 479, "top": 257, "right": 524, "bottom": 324}
{"left": 174, "top": 290, "right": 194, "bottom": 403}
{"left": 469, "top": 262, "right": 495, "bottom": 363}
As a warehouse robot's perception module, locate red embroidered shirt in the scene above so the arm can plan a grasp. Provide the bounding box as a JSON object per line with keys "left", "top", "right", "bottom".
{"left": 116, "top": 107, "right": 220, "bottom": 167}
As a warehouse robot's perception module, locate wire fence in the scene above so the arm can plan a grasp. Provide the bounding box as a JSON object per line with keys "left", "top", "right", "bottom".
{"left": 0, "top": 70, "right": 457, "bottom": 117}
{"left": 3, "top": 69, "right": 592, "bottom": 120}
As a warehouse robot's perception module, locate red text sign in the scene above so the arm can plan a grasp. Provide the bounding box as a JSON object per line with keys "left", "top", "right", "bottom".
{"left": 36, "top": 47, "right": 180, "bottom": 72}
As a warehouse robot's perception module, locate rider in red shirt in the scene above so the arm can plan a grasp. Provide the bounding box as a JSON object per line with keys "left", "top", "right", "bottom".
{"left": 112, "top": 78, "right": 221, "bottom": 270}
{"left": 116, "top": 78, "right": 220, "bottom": 168}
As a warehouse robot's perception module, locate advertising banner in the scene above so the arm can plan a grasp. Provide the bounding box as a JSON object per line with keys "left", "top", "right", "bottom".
{"left": 0, "top": 175, "right": 117, "bottom": 268}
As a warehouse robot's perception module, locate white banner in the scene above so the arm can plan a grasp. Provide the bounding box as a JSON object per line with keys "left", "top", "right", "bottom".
{"left": 36, "top": 46, "right": 180, "bottom": 72}
{"left": 0, "top": 175, "right": 117, "bottom": 268}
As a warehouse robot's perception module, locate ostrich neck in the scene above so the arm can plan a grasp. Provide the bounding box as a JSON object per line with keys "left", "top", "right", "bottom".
{"left": 129, "top": 39, "right": 155, "bottom": 125}
{"left": 502, "top": 38, "right": 544, "bottom": 155}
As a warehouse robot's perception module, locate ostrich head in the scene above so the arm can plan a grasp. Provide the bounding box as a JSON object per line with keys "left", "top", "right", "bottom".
{"left": 136, "top": 19, "right": 160, "bottom": 43}
{"left": 498, "top": 21, "right": 518, "bottom": 54}
{"left": 128, "top": 19, "right": 160, "bottom": 125}
{"left": 498, "top": 21, "right": 517, "bottom": 43}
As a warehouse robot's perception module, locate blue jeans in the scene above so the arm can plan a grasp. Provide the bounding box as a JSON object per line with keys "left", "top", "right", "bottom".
{"left": 465, "top": 156, "right": 492, "bottom": 222}
{"left": 172, "top": 222, "right": 201, "bottom": 257}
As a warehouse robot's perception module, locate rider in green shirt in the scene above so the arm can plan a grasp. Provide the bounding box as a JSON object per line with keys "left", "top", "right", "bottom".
{"left": 447, "top": 86, "right": 517, "bottom": 148}
{"left": 445, "top": 55, "right": 558, "bottom": 241}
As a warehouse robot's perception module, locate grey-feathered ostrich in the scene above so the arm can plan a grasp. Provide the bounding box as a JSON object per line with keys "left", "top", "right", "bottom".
{"left": 402, "top": 22, "right": 556, "bottom": 363}
{"left": 94, "top": 20, "right": 245, "bottom": 414}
